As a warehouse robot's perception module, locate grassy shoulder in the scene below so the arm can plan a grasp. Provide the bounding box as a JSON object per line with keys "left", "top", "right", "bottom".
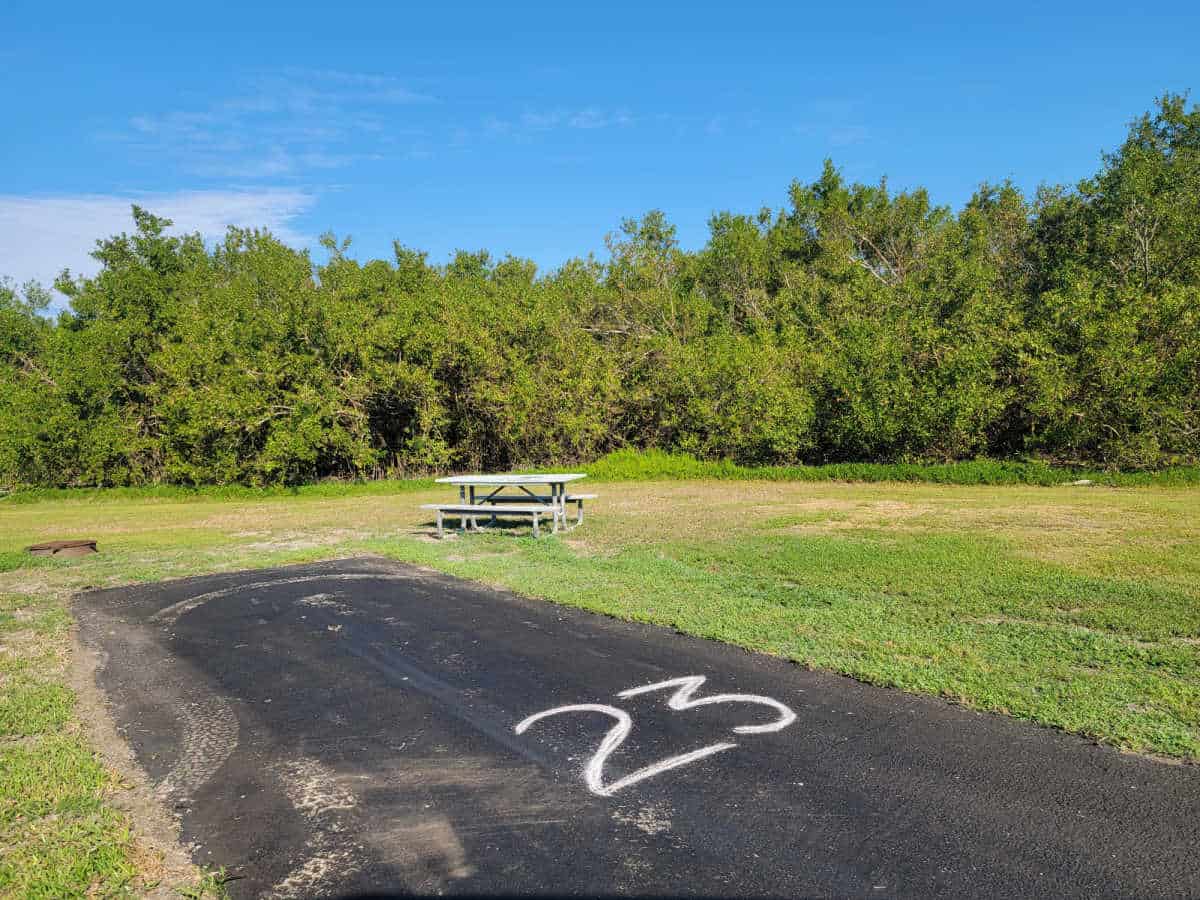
{"left": 0, "top": 587, "right": 140, "bottom": 897}
{"left": 0, "top": 585, "right": 228, "bottom": 896}
{"left": 0, "top": 475, "right": 1196, "bottom": 892}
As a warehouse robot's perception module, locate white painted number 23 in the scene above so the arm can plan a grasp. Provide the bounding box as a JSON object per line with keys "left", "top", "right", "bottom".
{"left": 515, "top": 676, "right": 796, "bottom": 797}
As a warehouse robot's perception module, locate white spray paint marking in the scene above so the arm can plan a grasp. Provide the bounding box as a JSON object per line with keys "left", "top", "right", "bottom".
{"left": 150, "top": 573, "right": 422, "bottom": 626}
{"left": 617, "top": 675, "right": 796, "bottom": 733}
{"left": 517, "top": 703, "right": 732, "bottom": 797}
{"left": 514, "top": 676, "right": 795, "bottom": 797}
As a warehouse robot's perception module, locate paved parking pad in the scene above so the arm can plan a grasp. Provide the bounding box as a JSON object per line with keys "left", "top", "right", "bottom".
{"left": 75, "top": 558, "right": 1199, "bottom": 898}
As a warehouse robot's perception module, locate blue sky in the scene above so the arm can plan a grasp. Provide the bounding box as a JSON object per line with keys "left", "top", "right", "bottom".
{"left": 2, "top": 0, "right": 1198, "bottom": 299}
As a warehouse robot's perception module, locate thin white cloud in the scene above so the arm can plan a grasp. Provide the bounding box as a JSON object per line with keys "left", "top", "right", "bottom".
{"left": 568, "top": 108, "right": 632, "bottom": 130}
{"left": 108, "top": 69, "right": 434, "bottom": 179}
{"left": 795, "top": 98, "right": 871, "bottom": 147}
{"left": 0, "top": 190, "right": 315, "bottom": 305}
{"left": 828, "top": 125, "right": 870, "bottom": 147}
{"left": 279, "top": 68, "right": 436, "bottom": 105}
{"left": 486, "top": 106, "right": 634, "bottom": 137}
{"left": 520, "top": 110, "right": 565, "bottom": 130}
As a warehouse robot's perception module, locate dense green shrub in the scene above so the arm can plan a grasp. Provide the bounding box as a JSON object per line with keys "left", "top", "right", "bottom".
{"left": 1, "top": 95, "right": 1197, "bottom": 486}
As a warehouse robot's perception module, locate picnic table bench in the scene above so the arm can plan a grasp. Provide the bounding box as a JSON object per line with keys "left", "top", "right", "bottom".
{"left": 421, "top": 473, "right": 595, "bottom": 538}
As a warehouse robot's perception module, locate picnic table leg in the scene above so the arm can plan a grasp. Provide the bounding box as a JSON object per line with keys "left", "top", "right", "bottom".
{"left": 436, "top": 509, "right": 444, "bottom": 539}
{"left": 469, "top": 485, "right": 479, "bottom": 531}
{"left": 486, "top": 485, "right": 500, "bottom": 526}
{"left": 576, "top": 498, "right": 585, "bottom": 526}
{"left": 531, "top": 511, "right": 540, "bottom": 538}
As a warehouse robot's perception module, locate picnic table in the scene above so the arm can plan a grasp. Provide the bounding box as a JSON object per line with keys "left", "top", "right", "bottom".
{"left": 422, "top": 473, "right": 595, "bottom": 538}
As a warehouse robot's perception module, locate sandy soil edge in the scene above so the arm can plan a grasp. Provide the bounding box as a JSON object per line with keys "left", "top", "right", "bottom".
{"left": 68, "top": 622, "right": 205, "bottom": 897}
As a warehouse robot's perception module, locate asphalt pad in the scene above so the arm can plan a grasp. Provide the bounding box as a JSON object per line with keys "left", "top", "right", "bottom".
{"left": 75, "top": 557, "right": 1199, "bottom": 899}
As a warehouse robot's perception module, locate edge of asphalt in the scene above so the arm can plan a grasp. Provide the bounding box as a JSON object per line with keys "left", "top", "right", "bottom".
{"left": 68, "top": 623, "right": 207, "bottom": 896}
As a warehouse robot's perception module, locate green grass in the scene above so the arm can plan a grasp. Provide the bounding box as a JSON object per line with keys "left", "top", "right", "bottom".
{"left": 175, "top": 867, "right": 234, "bottom": 899}
{"left": 0, "top": 471, "right": 1196, "bottom": 893}
{"left": 573, "top": 448, "right": 1200, "bottom": 487}
{"left": 4, "top": 450, "right": 1198, "bottom": 507}
{"left": 0, "top": 586, "right": 226, "bottom": 897}
{"left": 0, "top": 588, "right": 138, "bottom": 897}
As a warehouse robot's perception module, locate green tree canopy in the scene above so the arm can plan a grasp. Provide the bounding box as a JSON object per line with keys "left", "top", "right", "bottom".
{"left": 1, "top": 94, "right": 1196, "bottom": 486}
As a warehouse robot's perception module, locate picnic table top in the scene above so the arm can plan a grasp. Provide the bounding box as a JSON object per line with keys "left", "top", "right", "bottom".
{"left": 434, "top": 473, "right": 587, "bottom": 486}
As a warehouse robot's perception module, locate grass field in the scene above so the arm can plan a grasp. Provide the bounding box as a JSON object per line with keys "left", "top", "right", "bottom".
{"left": 1, "top": 474, "right": 1197, "bottom": 894}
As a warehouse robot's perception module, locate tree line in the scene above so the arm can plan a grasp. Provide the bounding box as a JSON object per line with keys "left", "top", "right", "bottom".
{"left": 2, "top": 95, "right": 1197, "bottom": 487}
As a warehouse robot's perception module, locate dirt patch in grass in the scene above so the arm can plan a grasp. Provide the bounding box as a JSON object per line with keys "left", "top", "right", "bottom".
{"left": 242, "top": 529, "right": 374, "bottom": 552}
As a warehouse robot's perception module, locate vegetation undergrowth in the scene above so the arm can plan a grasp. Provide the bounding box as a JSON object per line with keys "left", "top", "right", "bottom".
{"left": 571, "top": 449, "right": 1200, "bottom": 487}
{"left": 0, "top": 477, "right": 435, "bottom": 506}
{"left": 4, "top": 451, "right": 1197, "bottom": 508}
